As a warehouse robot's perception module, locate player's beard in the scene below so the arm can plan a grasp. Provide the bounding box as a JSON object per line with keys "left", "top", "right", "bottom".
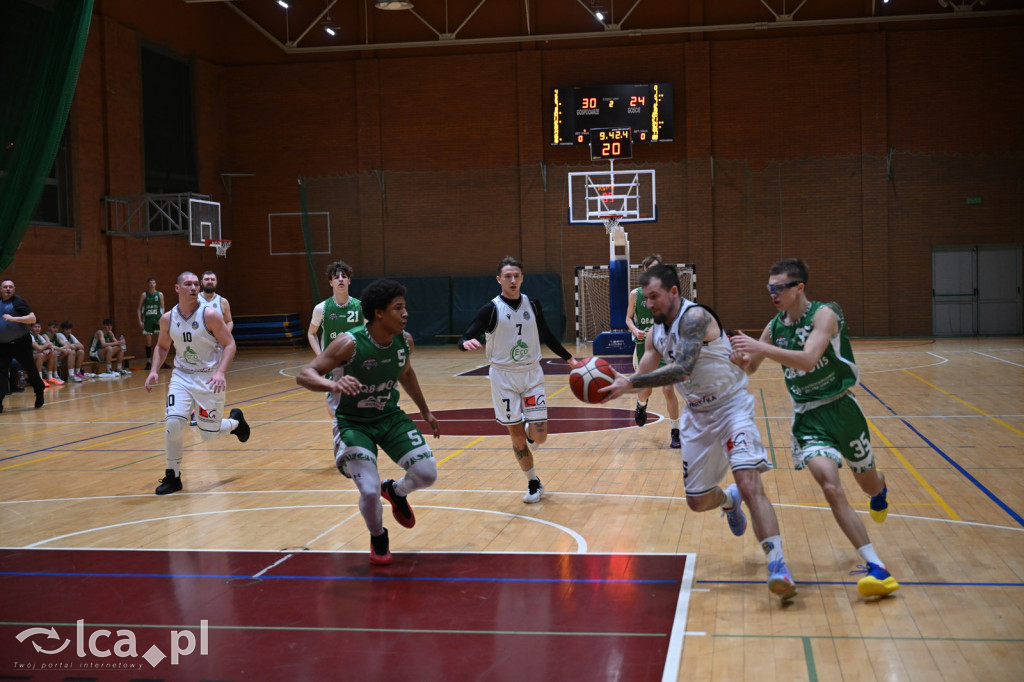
{"left": 202, "top": 285, "right": 216, "bottom": 294}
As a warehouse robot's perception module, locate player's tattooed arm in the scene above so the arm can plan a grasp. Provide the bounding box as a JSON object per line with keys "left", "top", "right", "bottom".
{"left": 629, "top": 307, "right": 710, "bottom": 389}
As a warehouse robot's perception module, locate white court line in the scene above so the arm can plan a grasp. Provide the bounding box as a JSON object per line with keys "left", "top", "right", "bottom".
{"left": 250, "top": 514, "right": 360, "bottom": 578}
{"left": 662, "top": 551, "right": 697, "bottom": 682}
{"left": 252, "top": 553, "right": 293, "bottom": 578}
{"left": 5, "top": 489, "right": 1022, "bottom": 539}
{"left": 974, "top": 351, "right": 1024, "bottom": 369}
{"left": 21, "top": 504, "right": 590, "bottom": 552}
{"left": 860, "top": 352, "right": 948, "bottom": 374}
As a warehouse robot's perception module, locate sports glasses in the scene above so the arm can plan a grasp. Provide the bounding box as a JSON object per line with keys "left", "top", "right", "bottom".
{"left": 766, "top": 281, "right": 805, "bottom": 295}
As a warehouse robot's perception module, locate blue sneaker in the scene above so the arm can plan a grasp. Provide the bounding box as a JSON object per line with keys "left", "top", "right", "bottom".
{"left": 768, "top": 559, "right": 798, "bottom": 600}
{"left": 721, "top": 484, "right": 747, "bottom": 537}
{"left": 869, "top": 485, "right": 888, "bottom": 523}
{"left": 852, "top": 562, "right": 899, "bottom": 597}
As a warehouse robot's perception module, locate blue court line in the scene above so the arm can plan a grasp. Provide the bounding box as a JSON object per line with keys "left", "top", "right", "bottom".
{"left": 859, "top": 381, "right": 1024, "bottom": 529}
{"left": 0, "top": 571, "right": 675, "bottom": 584}
{"left": 0, "top": 386, "right": 302, "bottom": 465}
{"left": 700, "top": 579, "right": 1024, "bottom": 588}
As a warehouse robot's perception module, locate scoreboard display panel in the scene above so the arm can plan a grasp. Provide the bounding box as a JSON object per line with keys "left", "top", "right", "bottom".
{"left": 552, "top": 83, "right": 672, "bottom": 146}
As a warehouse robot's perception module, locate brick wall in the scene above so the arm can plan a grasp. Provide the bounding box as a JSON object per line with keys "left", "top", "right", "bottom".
{"left": 5, "top": 2, "right": 1021, "bottom": 343}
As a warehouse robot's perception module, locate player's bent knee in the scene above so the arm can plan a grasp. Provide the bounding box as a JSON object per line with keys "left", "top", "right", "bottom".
{"left": 165, "top": 417, "right": 186, "bottom": 439}
{"left": 407, "top": 458, "right": 438, "bottom": 488}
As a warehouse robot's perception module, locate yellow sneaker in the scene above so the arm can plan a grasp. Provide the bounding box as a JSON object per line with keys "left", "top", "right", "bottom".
{"left": 853, "top": 563, "right": 900, "bottom": 597}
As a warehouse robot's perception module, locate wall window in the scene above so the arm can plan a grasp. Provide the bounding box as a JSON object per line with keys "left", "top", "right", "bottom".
{"left": 141, "top": 45, "right": 197, "bottom": 194}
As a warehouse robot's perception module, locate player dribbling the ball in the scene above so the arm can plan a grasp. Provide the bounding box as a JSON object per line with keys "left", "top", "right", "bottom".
{"left": 600, "top": 264, "right": 798, "bottom": 602}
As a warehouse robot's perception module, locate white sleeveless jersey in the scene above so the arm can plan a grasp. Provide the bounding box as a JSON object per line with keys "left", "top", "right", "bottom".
{"left": 198, "top": 293, "right": 224, "bottom": 317}
{"left": 650, "top": 299, "right": 748, "bottom": 412}
{"left": 170, "top": 305, "right": 222, "bottom": 373}
{"left": 486, "top": 294, "right": 541, "bottom": 371}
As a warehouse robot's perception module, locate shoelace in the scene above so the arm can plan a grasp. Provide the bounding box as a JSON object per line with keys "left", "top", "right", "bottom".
{"left": 849, "top": 564, "right": 879, "bottom": 577}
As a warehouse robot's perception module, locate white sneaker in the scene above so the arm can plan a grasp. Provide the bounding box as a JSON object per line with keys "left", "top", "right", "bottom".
{"left": 97, "top": 372, "right": 118, "bottom": 379}
{"left": 523, "top": 478, "right": 545, "bottom": 504}
{"left": 120, "top": 368, "right": 132, "bottom": 375}
{"left": 83, "top": 372, "right": 97, "bottom": 378}
{"left": 68, "top": 374, "right": 83, "bottom": 383}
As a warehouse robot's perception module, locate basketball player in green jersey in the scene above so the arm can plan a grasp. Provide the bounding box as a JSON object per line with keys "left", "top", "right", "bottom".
{"left": 138, "top": 278, "right": 165, "bottom": 369}
{"left": 730, "top": 258, "right": 898, "bottom": 598}
{"left": 625, "top": 254, "right": 681, "bottom": 447}
{"left": 297, "top": 278, "right": 440, "bottom": 566}
{"left": 307, "top": 261, "right": 363, "bottom": 356}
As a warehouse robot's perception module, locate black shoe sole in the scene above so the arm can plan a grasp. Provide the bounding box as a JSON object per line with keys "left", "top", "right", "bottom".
{"left": 381, "top": 479, "right": 416, "bottom": 528}
{"left": 229, "top": 408, "right": 250, "bottom": 442}
{"left": 155, "top": 480, "right": 182, "bottom": 495}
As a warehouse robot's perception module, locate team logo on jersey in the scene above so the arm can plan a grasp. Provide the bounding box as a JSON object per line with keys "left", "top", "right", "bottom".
{"left": 506, "top": 314, "right": 511, "bottom": 319}
{"left": 191, "top": 321, "right": 199, "bottom": 330}
{"left": 524, "top": 394, "right": 545, "bottom": 407}
{"left": 776, "top": 337, "right": 789, "bottom": 348}
{"left": 329, "top": 312, "right": 338, "bottom": 320}
{"left": 361, "top": 358, "right": 378, "bottom": 371}
{"left": 509, "top": 339, "right": 530, "bottom": 362}
{"left": 198, "top": 407, "right": 216, "bottom": 420}
{"left": 522, "top": 311, "right": 531, "bottom": 321}
{"left": 182, "top": 345, "right": 200, "bottom": 364}
{"left": 726, "top": 431, "right": 749, "bottom": 452}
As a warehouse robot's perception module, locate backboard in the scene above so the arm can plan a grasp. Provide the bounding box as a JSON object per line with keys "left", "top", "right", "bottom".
{"left": 568, "top": 169, "right": 656, "bottom": 225}
{"left": 189, "top": 198, "right": 222, "bottom": 246}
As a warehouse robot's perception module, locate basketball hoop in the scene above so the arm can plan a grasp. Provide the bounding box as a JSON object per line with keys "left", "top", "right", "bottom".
{"left": 205, "top": 238, "right": 232, "bottom": 258}
{"left": 603, "top": 215, "right": 623, "bottom": 236}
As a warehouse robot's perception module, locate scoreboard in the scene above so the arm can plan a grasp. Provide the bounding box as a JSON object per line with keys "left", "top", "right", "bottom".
{"left": 552, "top": 83, "right": 672, "bottom": 146}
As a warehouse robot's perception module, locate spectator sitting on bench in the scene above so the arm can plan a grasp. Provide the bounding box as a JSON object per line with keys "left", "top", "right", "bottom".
{"left": 30, "top": 322, "right": 62, "bottom": 386}
{"left": 90, "top": 318, "right": 127, "bottom": 377}
{"left": 52, "top": 320, "right": 89, "bottom": 382}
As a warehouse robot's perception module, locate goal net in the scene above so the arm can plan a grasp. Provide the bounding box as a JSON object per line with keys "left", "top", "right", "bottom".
{"left": 574, "top": 263, "right": 697, "bottom": 343}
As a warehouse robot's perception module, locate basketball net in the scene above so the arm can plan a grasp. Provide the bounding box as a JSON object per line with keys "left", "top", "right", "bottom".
{"left": 205, "top": 239, "right": 232, "bottom": 258}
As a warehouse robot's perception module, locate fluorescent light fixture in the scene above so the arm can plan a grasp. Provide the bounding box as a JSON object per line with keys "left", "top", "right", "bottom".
{"left": 596, "top": 10, "right": 604, "bottom": 20}
{"left": 277, "top": 0, "right": 289, "bottom": 8}
{"left": 376, "top": 1, "right": 414, "bottom": 9}
{"left": 325, "top": 26, "right": 336, "bottom": 35}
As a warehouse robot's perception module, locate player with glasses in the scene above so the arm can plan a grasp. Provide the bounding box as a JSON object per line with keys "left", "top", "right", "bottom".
{"left": 730, "top": 258, "right": 898, "bottom": 598}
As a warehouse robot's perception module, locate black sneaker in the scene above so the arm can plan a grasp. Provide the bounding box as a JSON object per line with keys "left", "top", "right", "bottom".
{"left": 35, "top": 390, "right": 44, "bottom": 409}
{"left": 145, "top": 362, "right": 152, "bottom": 370}
{"left": 229, "top": 408, "right": 250, "bottom": 442}
{"left": 369, "top": 528, "right": 391, "bottom": 565}
{"left": 523, "top": 478, "right": 545, "bottom": 503}
{"left": 634, "top": 401, "right": 648, "bottom": 426}
{"left": 381, "top": 479, "right": 416, "bottom": 528}
{"left": 155, "top": 469, "right": 182, "bottom": 495}
{"left": 670, "top": 428, "right": 681, "bottom": 449}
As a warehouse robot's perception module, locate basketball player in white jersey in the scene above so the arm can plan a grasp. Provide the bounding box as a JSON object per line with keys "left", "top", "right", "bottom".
{"left": 145, "top": 271, "right": 250, "bottom": 495}
{"left": 198, "top": 270, "right": 233, "bottom": 333}
{"left": 458, "top": 256, "right": 578, "bottom": 503}
{"left": 601, "top": 265, "right": 798, "bottom": 602}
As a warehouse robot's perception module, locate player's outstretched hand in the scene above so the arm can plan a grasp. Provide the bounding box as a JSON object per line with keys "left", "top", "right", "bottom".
{"left": 461, "top": 338, "right": 482, "bottom": 351}
{"left": 208, "top": 371, "right": 227, "bottom": 393}
{"left": 422, "top": 410, "right": 441, "bottom": 438}
{"left": 567, "top": 357, "right": 584, "bottom": 370}
{"left": 598, "top": 371, "right": 631, "bottom": 402}
{"left": 144, "top": 371, "right": 159, "bottom": 392}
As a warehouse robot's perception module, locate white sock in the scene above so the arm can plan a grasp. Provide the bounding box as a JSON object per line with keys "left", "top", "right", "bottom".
{"left": 524, "top": 467, "right": 539, "bottom": 481}
{"left": 670, "top": 418, "right": 680, "bottom": 429}
{"left": 857, "top": 543, "right": 883, "bottom": 568}
{"left": 719, "top": 487, "right": 736, "bottom": 510}
{"left": 761, "top": 535, "right": 784, "bottom": 564}
{"left": 637, "top": 399, "right": 648, "bottom": 407}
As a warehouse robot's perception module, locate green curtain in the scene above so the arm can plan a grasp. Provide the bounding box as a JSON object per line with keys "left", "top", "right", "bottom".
{"left": 0, "top": 0, "right": 94, "bottom": 272}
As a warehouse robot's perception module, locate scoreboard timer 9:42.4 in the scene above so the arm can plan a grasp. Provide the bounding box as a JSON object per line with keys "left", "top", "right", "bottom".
{"left": 551, "top": 83, "right": 672, "bottom": 146}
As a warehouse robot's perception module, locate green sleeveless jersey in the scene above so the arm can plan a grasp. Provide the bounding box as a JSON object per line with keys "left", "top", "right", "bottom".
{"left": 90, "top": 330, "right": 114, "bottom": 356}
{"left": 142, "top": 291, "right": 162, "bottom": 319}
{"left": 769, "top": 301, "right": 859, "bottom": 410}
{"left": 321, "top": 297, "right": 363, "bottom": 348}
{"left": 632, "top": 286, "right": 654, "bottom": 344}
{"left": 334, "top": 326, "right": 410, "bottom": 423}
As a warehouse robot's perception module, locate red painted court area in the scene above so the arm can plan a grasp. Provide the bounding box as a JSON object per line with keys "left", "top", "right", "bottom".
{"left": 1, "top": 549, "right": 690, "bottom": 681}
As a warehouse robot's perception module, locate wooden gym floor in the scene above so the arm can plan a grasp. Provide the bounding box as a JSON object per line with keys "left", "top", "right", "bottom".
{"left": 1, "top": 338, "right": 1022, "bottom": 681}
